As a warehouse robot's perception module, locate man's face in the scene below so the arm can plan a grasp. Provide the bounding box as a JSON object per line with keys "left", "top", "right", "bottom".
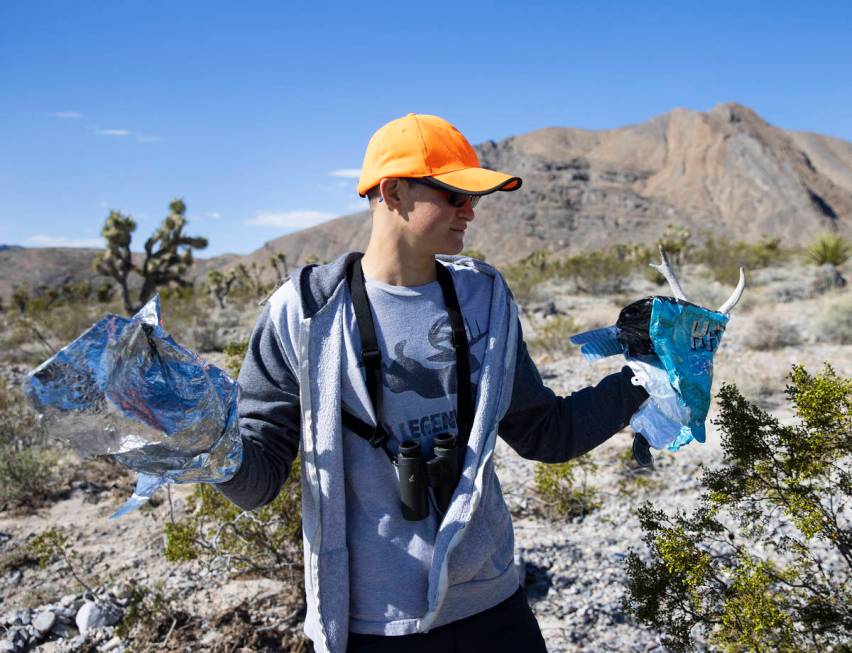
{"left": 396, "top": 180, "right": 476, "bottom": 256}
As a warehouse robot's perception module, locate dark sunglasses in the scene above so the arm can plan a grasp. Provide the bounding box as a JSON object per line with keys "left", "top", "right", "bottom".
{"left": 407, "top": 178, "right": 481, "bottom": 208}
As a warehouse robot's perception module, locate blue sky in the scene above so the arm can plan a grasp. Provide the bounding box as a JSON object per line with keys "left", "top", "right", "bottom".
{"left": 2, "top": 1, "right": 851, "bottom": 256}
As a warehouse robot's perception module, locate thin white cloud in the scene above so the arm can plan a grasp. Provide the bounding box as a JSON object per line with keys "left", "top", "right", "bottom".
{"left": 95, "top": 129, "right": 131, "bottom": 137}
{"left": 244, "top": 210, "right": 336, "bottom": 229}
{"left": 55, "top": 111, "right": 82, "bottom": 119}
{"left": 346, "top": 199, "right": 369, "bottom": 211}
{"left": 328, "top": 168, "right": 361, "bottom": 178}
{"left": 190, "top": 211, "right": 222, "bottom": 222}
{"left": 27, "top": 235, "right": 102, "bottom": 248}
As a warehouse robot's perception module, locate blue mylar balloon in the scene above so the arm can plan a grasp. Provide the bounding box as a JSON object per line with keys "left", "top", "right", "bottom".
{"left": 25, "top": 296, "right": 243, "bottom": 517}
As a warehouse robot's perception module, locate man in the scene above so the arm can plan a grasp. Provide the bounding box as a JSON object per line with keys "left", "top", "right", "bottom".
{"left": 217, "top": 113, "right": 649, "bottom": 652}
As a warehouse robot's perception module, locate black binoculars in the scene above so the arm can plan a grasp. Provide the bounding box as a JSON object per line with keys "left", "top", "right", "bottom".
{"left": 397, "top": 433, "right": 461, "bottom": 521}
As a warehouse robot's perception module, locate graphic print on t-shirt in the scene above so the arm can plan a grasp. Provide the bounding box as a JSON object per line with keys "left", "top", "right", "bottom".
{"left": 370, "top": 313, "right": 486, "bottom": 449}
{"left": 344, "top": 274, "right": 492, "bottom": 456}
{"left": 380, "top": 314, "right": 486, "bottom": 398}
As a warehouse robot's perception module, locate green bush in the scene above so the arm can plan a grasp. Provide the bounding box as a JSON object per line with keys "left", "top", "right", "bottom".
{"left": 528, "top": 315, "right": 582, "bottom": 358}
{"left": 559, "top": 250, "right": 634, "bottom": 294}
{"left": 533, "top": 456, "right": 600, "bottom": 519}
{"left": 613, "top": 445, "right": 659, "bottom": 497}
{"left": 624, "top": 364, "right": 851, "bottom": 652}
{"left": 27, "top": 527, "right": 94, "bottom": 592}
{"left": 695, "top": 236, "right": 792, "bottom": 285}
{"left": 501, "top": 248, "right": 638, "bottom": 303}
{"left": 224, "top": 339, "right": 249, "bottom": 379}
{"left": 164, "top": 457, "right": 303, "bottom": 579}
{"left": 806, "top": 233, "right": 852, "bottom": 267}
{"left": 656, "top": 224, "right": 694, "bottom": 266}
{"left": 460, "top": 248, "right": 487, "bottom": 261}
{"left": 114, "top": 580, "right": 191, "bottom": 647}
{"left": 501, "top": 250, "right": 553, "bottom": 304}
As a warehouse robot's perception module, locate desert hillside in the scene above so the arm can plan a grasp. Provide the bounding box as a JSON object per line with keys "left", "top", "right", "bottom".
{"left": 247, "top": 102, "right": 852, "bottom": 268}
{"left": 4, "top": 102, "right": 852, "bottom": 299}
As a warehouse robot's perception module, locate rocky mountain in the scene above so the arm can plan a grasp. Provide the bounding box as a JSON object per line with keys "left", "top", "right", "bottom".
{"left": 248, "top": 102, "right": 852, "bottom": 267}
{"left": 3, "top": 102, "right": 851, "bottom": 297}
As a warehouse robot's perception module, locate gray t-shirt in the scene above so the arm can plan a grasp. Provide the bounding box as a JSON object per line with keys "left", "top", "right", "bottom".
{"left": 340, "top": 271, "right": 492, "bottom": 634}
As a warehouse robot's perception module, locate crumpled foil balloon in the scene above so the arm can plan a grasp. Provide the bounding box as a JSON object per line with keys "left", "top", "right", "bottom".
{"left": 24, "top": 295, "right": 243, "bottom": 517}
{"left": 570, "top": 296, "right": 728, "bottom": 451}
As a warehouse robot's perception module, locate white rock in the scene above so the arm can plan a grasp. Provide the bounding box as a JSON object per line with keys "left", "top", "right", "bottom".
{"left": 100, "top": 636, "right": 123, "bottom": 652}
{"left": 33, "top": 610, "right": 57, "bottom": 634}
{"left": 75, "top": 601, "right": 119, "bottom": 634}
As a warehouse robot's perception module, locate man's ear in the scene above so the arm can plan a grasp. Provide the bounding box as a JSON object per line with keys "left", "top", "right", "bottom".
{"left": 379, "top": 178, "right": 404, "bottom": 211}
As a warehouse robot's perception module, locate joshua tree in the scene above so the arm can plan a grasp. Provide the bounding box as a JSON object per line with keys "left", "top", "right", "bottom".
{"left": 269, "top": 252, "right": 289, "bottom": 285}
{"left": 94, "top": 199, "right": 208, "bottom": 314}
{"left": 207, "top": 269, "right": 237, "bottom": 309}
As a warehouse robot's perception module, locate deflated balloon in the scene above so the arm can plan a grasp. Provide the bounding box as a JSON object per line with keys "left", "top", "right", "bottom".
{"left": 570, "top": 296, "right": 728, "bottom": 451}
{"left": 25, "top": 295, "right": 243, "bottom": 517}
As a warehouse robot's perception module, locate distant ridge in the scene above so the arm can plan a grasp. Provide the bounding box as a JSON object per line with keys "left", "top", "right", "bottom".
{"left": 4, "top": 102, "right": 851, "bottom": 296}
{"left": 246, "top": 102, "right": 852, "bottom": 267}
{"left": 0, "top": 247, "right": 237, "bottom": 301}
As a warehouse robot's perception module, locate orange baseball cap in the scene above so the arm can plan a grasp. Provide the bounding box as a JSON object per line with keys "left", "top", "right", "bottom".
{"left": 357, "top": 113, "right": 522, "bottom": 198}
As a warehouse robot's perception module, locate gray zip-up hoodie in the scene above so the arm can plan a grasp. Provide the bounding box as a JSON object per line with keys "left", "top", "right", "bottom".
{"left": 217, "top": 252, "right": 647, "bottom": 652}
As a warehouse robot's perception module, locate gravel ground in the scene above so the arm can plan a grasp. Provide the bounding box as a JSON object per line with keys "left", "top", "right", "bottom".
{"left": 1, "top": 274, "right": 849, "bottom": 652}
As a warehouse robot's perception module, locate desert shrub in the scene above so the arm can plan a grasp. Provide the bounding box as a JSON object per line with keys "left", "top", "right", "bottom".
{"left": 460, "top": 248, "right": 487, "bottom": 261}
{"left": 613, "top": 445, "right": 660, "bottom": 497}
{"left": 155, "top": 285, "right": 220, "bottom": 349}
{"left": 624, "top": 364, "right": 851, "bottom": 652}
{"left": 224, "top": 339, "right": 249, "bottom": 379}
{"left": 3, "top": 281, "right": 122, "bottom": 359}
{"left": 657, "top": 224, "right": 694, "bottom": 266}
{"left": 532, "top": 455, "right": 600, "bottom": 519}
{"left": 0, "top": 445, "right": 58, "bottom": 509}
{"left": 527, "top": 315, "right": 582, "bottom": 358}
{"left": 27, "top": 527, "right": 94, "bottom": 592}
{"left": 558, "top": 250, "right": 634, "bottom": 294}
{"left": 815, "top": 293, "right": 852, "bottom": 345}
{"left": 501, "top": 250, "right": 554, "bottom": 305}
{"left": 695, "top": 236, "right": 792, "bottom": 286}
{"left": 740, "top": 315, "right": 803, "bottom": 351}
{"left": 163, "top": 457, "right": 302, "bottom": 579}
{"left": 0, "top": 379, "right": 59, "bottom": 509}
{"left": 501, "top": 247, "right": 640, "bottom": 303}
{"left": 0, "top": 378, "right": 44, "bottom": 449}
{"left": 806, "top": 233, "right": 851, "bottom": 267}
{"left": 114, "top": 580, "right": 187, "bottom": 643}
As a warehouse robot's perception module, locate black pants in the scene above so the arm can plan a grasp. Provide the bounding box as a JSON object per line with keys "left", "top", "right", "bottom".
{"left": 345, "top": 586, "right": 548, "bottom": 652}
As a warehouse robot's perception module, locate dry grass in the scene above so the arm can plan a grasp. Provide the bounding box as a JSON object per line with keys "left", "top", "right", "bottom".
{"left": 815, "top": 292, "right": 852, "bottom": 345}
{"left": 740, "top": 315, "right": 803, "bottom": 351}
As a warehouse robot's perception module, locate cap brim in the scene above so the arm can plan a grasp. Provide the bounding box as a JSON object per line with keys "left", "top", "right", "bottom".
{"left": 427, "top": 167, "right": 522, "bottom": 195}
